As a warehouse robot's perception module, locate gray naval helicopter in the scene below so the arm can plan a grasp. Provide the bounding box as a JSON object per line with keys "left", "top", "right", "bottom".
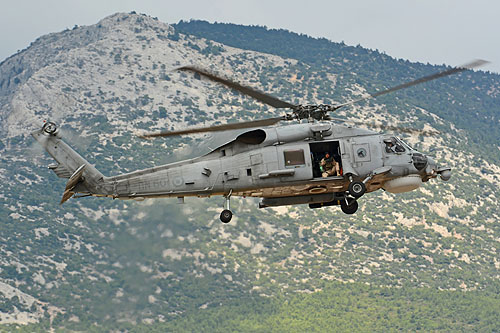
{"left": 32, "top": 60, "right": 486, "bottom": 222}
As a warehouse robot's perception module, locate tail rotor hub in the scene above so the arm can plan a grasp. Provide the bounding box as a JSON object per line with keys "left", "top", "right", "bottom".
{"left": 42, "top": 121, "right": 58, "bottom": 135}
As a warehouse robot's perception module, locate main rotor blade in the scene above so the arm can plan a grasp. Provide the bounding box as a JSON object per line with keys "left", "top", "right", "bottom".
{"left": 373, "top": 125, "right": 440, "bottom": 136}
{"left": 139, "top": 117, "right": 284, "bottom": 138}
{"left": 178, "top": 66, "right": 297, "bottom": 109}
{"left": 333, "top": 59, "right": 489, "bottom": 110}
{"left": 330, "top": 117, "right": 439, "bottom": 136}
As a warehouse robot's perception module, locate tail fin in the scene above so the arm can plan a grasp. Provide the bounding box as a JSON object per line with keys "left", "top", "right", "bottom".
{"left": 31, "top": 122, "right": 105, "bottom": 203}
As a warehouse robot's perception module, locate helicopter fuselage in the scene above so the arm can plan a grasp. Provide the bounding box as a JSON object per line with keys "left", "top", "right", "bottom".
{"left": 32, "top": 122, "right": 450, "bottom": 215}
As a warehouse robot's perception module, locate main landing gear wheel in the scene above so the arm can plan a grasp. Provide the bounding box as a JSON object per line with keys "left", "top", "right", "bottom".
{"left": 220, "top": 209, "right": 233, "bottom": 223}
{"left": 348, "top": 181, "right": 366, "bottom": 198}
{"left": 341, "top": 197, "right": 358, "bottom": 214}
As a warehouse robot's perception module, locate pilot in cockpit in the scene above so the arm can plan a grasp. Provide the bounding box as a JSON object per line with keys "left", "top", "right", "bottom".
{"left": 385, "top": 137, "right": 405, "bottom": 153}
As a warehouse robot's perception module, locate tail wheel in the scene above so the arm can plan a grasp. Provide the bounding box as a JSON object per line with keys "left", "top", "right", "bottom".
{"left": 340, "top": 198, "right": 358, "bottom": 214}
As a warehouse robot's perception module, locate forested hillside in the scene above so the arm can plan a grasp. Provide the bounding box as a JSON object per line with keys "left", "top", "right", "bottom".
{"left": 0, "top": 13, "right": 498, "bottom": 331}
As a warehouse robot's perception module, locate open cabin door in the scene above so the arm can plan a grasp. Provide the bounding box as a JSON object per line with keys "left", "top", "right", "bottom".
{"left": 309, "top": 141, "right": 343, "bottom": 179}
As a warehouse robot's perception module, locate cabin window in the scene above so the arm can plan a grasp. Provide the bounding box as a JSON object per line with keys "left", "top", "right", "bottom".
{"left": 284, "top": 149, "right": 305, "bottom": 167}
{"left": 247, "top": 168, "right": 252, "bottom": 176}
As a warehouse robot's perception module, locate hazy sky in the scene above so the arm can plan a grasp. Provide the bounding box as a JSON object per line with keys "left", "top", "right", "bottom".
{"left": 1, "top": 0, "right": 499, "bottom": 73}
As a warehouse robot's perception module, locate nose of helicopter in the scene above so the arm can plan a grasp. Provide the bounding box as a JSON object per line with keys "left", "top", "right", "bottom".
{"left": 422, "top": 155, "right": 452, "bottom": 181}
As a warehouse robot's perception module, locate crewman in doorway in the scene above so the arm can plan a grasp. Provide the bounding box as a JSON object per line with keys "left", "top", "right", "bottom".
{"left": 320, "top": 153, "right": 340, "bottom": 177}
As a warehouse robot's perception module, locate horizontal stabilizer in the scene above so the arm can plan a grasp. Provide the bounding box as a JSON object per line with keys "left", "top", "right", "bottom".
{"left": 61, "top": 164, "right": 86, "bottom": 204}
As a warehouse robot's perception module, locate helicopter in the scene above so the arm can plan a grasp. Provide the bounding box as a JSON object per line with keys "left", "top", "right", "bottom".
{"left": 32, "top": 60, "right": 486, "bottom": 223}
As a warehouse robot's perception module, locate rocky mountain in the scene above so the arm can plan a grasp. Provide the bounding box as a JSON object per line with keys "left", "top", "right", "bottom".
{"left": 0, "top": 12, "right": 498, "bottom": 331}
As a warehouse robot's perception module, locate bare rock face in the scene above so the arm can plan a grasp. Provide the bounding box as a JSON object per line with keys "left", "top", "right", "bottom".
{"left": 0, "top": 14, "right": 113, "bottom": 132}
{"left": 1, "top": 12, "right": 295, "bottom": 139}
{"left": 1, "top": 13, "right": 176, "bottom": 136}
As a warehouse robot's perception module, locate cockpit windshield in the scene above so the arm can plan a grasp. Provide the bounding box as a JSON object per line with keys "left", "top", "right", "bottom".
{"left": 397, "top": 138, "right": 414, "bottom": 151}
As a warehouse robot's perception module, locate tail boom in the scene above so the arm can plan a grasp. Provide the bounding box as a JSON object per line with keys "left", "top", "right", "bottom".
{"left": 31, "top": 122, "right": 105, "bottom": 203}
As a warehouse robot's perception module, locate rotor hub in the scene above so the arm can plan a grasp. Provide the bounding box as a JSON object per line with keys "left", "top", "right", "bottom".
{"left": 292, "top": 105, "right": 336, "bottom": 121}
